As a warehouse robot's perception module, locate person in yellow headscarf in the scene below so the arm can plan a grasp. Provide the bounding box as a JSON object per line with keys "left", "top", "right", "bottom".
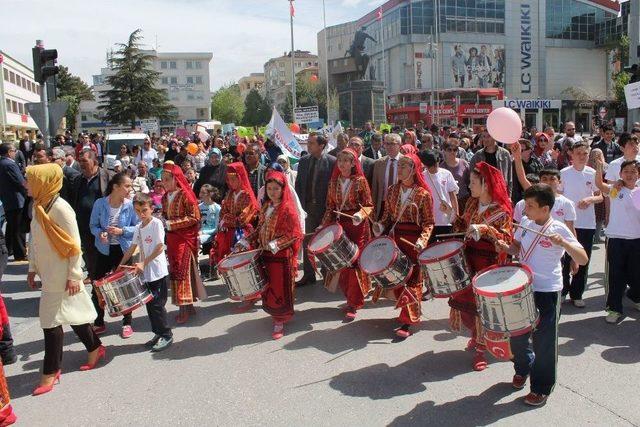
{"left": 26, "top": 164, "right": 105, "bottom": 397}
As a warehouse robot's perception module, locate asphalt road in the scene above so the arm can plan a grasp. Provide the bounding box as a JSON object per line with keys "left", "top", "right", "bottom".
{"left": 3, "top": 243, "right": 639, "bottom": 426}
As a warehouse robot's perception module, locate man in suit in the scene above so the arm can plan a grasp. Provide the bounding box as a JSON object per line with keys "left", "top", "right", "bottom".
{"left": 347, "top": 137, "right": 375, "bottom": 187}
{"left": 0, "top": 143, "right": 27, "bottom": 261}
{"left": 328, "top": 133, "right": 348, "bottom": 157}
{"left": 371, "top": 133, "right": 402, "bottom": 220}
{"left": 294, "top": 133, "right": 336, "bottom": 286}
{"left": 363, "top": 133, "right": 386, "bottom": 160}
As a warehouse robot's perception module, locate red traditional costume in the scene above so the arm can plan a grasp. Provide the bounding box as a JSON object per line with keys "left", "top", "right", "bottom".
{"left": 212, "top": 162, "right": 259, "bottom": 265}
{"left": 375, "top": 154, "right": 435, "bottom": 331}
{"left": 0, "top": 302, "right": 15, "bottom": 426}
{"left": 449, "top": 162, "right": 513, "bottom": 368}
{"left": 321, "top": 148, "right": 374, "bottom": 315}
{"left": 244, "top": 171, "right": 303, "bottom": 330}
{"left": 162, "top": 163, "right": 207, "bottom": 309}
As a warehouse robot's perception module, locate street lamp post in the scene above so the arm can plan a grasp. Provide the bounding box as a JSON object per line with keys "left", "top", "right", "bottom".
{"left": 289, "top": 0, "right": 297, "bottom": 114}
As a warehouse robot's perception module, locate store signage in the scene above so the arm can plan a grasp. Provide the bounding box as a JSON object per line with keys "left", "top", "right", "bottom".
{"left": 492, "top": 99, "right": 561, "bottom": 110}
{"left": 520, "top": 3, "right": 532, "bottom": 94}
{"left": 459, "top": 104, "right": 492, "bottom": 115}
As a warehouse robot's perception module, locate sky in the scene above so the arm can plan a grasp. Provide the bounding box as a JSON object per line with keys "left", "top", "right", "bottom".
{"left": 1, "top": 0, "right": 385, "bottom": 92}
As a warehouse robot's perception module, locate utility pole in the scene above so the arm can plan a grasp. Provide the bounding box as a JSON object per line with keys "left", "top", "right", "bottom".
{"left": 289, "top": 0, "right": 297, "bottom": 114}
{"left": 322, "top": 0, "right": 330, "bottom": 123}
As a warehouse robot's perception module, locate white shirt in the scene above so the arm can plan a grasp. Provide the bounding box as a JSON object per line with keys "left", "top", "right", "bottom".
{"left": 400, "top": 187, "right": 413, "bottom": 205}
{"left": 513, "top": 195, "right": 576, "bottom": 224}
{"left": 138, "top": 147, "right": 158, "bottom": 166}
{"left": 515, "top": 217, "right": 581, "bottom": 292}
{"left": 605, "top": 186, "right": 640, "bottom": 239}
{"left": 605, "top": 155, "right": 640, "bottom": 182}
{"left": 132, "top": 217, "right": 169, "bottom": 282}
{"left": 384, "top": 154, "right": 401, "bottom": 196}
{"left": 423, "top": 168, "right": 459, "bottom": 226}
{"left": 560, "top": 166, "right": 597, "bottom": 229}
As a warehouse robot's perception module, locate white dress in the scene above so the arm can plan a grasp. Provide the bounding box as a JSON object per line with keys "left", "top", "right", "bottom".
{"left": 29, "top": 197, "right": 97, "bottom": 329}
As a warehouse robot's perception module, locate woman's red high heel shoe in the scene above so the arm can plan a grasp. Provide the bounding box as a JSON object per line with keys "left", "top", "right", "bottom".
{"left": 32, "top": 370, "right": 61, "bottom": 396}
{"left": 80, "top": 345, "right": 106, "bottom": 371}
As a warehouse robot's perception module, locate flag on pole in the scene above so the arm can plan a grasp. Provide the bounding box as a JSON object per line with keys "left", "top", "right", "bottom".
{"left": 290, "top": 0, "right": 295, "bottom": 17}
{"left": 266, "top": 107, "right": 304, "bottom": 159}
{"left": 376, "top": 6, "right": 382, "bottom": 21}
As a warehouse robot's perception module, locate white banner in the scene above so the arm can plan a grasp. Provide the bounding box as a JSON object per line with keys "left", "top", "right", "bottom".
{"left": 266, "top": 108, "right": 304, "bottom": 159}
{"left": 624, "top": 81, "right": 640, "bottom": 110}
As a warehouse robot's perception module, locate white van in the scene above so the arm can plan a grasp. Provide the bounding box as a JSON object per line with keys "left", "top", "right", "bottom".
{"left": 196, "top": 121, "right": 222, "bottom": 136}
{"left": 104, "top": 133, "right": 149, "bottom": 170}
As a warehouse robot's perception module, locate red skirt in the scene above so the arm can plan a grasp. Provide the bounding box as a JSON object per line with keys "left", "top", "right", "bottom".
{"left": 212, "top": 225, "right": 254, "bottom": 265}
{"left": 262, "top": 248, "right": 296, "bottom": 323}
{"left": 334, "top": 215, "right": 371, "bottom": 309}
{"left": 392, "top": 223, "right": 423, "bottom": 324}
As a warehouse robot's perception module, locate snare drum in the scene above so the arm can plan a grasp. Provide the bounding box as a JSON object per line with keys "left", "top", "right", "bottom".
{"left": 359, "top": 237, "right": 413, "bottom": 290}
{"left": 218, "top": 250, "right": 267, "bottom": 301}
{"left": 308, "top": 224, "right": 359, "bottom": 272}
{"left": 94, "top": 270, "right": 153, "bottom": 317}
{"left": 472, "top": 264, "right": 539, "bottom": 336}
{"left": 418, "top": 239, "right": 471, "bottom": 298}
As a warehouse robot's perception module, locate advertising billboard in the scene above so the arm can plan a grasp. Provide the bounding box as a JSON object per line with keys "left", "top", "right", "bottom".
{"left": 445, "top": 43, "right": 505, "bottom": 89}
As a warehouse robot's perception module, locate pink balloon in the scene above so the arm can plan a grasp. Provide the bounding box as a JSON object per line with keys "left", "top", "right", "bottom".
{"left": 486, "top": 107, "right": 522, "bottom": 144}
{"left": 631, "top": 188, "right": 640, "bottom": 211}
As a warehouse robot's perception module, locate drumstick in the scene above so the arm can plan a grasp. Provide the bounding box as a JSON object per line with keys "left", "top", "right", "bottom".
{"left": 399, "top": 237, "right": 418, "bottom": 248}
{"left": 436, "top": 232, "right": 466, "bottom": 238}
{"left": 334, "top": 210, "right": 357, "bottom": 220}
{"left": 513, "top": 223, "right": 550, "bottom": 238}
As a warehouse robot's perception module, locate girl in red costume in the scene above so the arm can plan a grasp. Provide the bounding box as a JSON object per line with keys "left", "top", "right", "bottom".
{"left": 237, "top": 171, "right": 303, "bottom": 339}
{"left": 161, "top": 162, "right": 207, "bottom": 324}
{"left": 320, "top": 148, "right": 374, "bottom": 319}
{"left": 214, "top": 162, "right": 259, "bottom": 311}
{"left": 373, "top": 154, "right": 435, "bottom": 338}
{"left": 449, "top": 161, "right": 513, "bottom": 371}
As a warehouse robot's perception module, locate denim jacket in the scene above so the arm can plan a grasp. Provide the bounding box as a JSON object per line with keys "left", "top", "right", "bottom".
{"left": 89, "top": 196, "right": 139, "bottom": 255}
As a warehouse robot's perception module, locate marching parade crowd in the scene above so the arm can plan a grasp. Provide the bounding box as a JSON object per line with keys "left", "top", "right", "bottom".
{"left": 0, "top": 118, "right": 638, "bottom": 424}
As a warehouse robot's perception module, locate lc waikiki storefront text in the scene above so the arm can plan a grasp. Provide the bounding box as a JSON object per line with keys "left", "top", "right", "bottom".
{"left": 492, "top": 99, "right": 562, "bottom": 132}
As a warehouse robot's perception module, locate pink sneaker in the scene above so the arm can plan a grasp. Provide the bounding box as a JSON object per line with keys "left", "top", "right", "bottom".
{"left": 121, "top": 325, "right": 134, "bottom": 339}
{"left": 272, "top": 322, "right": 284, "bottom": 340}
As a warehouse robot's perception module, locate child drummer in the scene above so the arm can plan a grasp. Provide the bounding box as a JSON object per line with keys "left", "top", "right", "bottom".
{"left": 496, "top": 184, "right": 587, "bottom": 406}
{"left": 119, "top": 193, "right": 173, "bottom": 352}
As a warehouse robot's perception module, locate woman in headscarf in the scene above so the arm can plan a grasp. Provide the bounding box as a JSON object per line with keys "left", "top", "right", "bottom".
{"left": 26, "top": 164, "right": 104, "bottom": 396}
{"left": 401, "top": 144, "right": 418, "bottom": 155}
{"left": 193, "top": 147, "right": 228, "bottom": 199}
{"left": 320, "top": 148, "right": 374, "bottom": 319}
{"left": 237, "top": 170, "right": 303, "bottom": 339}
{"left": 162, "top": 162, "right": 206, "bottom": 324}
{"left": 213, "top": 162, "right": 260, "bottom": 311}
{"left": 449, "top": 161, "right": 513, "bottom": 371}
{"left": 276, "top": 154, "right": 297, "bottom": 188}
{"left": 372, "top": 154, "right": 435, "bottom": 338}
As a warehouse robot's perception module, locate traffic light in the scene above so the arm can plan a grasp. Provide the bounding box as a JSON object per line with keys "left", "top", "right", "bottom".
{"left": 31, "top": 45, "right": 59, "bottom": 84}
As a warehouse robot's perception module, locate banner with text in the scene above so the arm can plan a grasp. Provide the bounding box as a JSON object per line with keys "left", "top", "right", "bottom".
{"left": 267, "top": 108, "right": 304, "bottom": 159}
{"left": 294, "top": 106, "right": 320, "bottom": 124}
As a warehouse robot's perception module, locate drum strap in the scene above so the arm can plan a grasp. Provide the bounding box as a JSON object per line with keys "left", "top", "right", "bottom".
{"left": 519, "top": 218, "right": 553, "bottom": 263}
{"left": 389, "top": 188, "right": 415, "bottom": 236}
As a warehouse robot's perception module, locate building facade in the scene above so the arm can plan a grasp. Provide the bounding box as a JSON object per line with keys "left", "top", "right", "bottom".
{"left": 264, "top": 50, "right": 318, "bottom": 108}
{"left": 238, "top": 73, "right": 265, "bottom": 100}
{"left": 78, "top": 50, "right": 213, "bottom": 133}
{"left": 0, "top": 50, "right": 42, "bottom": 141}
{"left": 318, "top": 0, "right": 623, "bottom": 131}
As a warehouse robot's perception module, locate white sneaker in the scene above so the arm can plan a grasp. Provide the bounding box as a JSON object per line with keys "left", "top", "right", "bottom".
{"left": 605, "top": 310, "right": 621, "bottom": 324}
{"left": 572, "top": 299, "right": 586, "bottom": 308}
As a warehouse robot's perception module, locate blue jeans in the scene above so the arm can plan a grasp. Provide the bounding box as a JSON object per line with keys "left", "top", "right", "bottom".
{"left": 511, "top": 291, "right": 561, "bottom": 395}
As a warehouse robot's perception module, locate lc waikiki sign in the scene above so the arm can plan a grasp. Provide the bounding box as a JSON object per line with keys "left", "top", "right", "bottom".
{"left": 520, "top": 3, "right": 532, "bottom": 94}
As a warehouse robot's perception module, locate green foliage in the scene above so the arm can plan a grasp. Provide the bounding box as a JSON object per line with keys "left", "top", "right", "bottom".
{"left": 98, "top": 29, "right": 175, "bottom": 127}
{"left": 242, "top": 89, "right": 271, "bottom": 126}
{"left": 613, "top": 71, "right": 630, "bottom": 107}
{"left": 56, "top": 65, "right": 94, "bottom": 131}
{"left": 211, "top": 83, "right": 245, "bottom": 123}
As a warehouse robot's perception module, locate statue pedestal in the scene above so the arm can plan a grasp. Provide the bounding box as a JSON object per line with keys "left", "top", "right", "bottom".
{"left": 337, "top": 80, "right": 385, "bottom": 128}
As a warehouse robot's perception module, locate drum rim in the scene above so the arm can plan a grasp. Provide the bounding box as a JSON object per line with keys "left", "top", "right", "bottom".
{"left": 418, "top": 238, "right": 465, "bottom": 264}
{"left": 308, "top": 223, "right": 344, "bottom": 254}
{"left": 217, "top": 250, "right": 261, "bottom": 271}
{"left": 472, "top": 262, "right": 533, "bottom": 297}
{"left": 94, "top": 270, "right": 128, "bottom": 287}
{"left": 358, "top": 236, "right": 398, "bottom": 275}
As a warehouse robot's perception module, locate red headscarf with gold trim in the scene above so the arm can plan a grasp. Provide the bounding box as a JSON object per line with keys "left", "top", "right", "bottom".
{"left": 330, "top": 147, "right": 365, "bottom": 181}
{"left": 265, "top": 170, "right": 302, "bottom": 254}
{"left": 473, "top": 161, "right": 513, "bottom": 216}
{"left": 162, "top": 161, "right": 198, "bottom": 207}
{"left": 402, "top": 153, "right": 431, "bottom": 195}
{"left": 226, "top": 162, "right": 259, "bottom": 212}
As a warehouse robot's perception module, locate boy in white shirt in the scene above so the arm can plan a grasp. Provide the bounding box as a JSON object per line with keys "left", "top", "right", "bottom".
{"left": 419, "top": 149, "right": 459, "bottom": 242}
{"left": 497, "top": 184, "right": 587, "bottom": 407}
{"left": 604, "top": 133, "right": 640, "bottom": 183}
{"left": 120, "top": 193, "right": 173, "bottom": 352}
{"left": 595, "top": 159, "right": 640, "bottom": 323}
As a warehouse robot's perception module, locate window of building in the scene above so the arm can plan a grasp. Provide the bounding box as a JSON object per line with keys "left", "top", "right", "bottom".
{"left": 170, "top": 77, "right": 178, "bottom": 84}
{"left": 186, "top": 61, "right": 193, "bottom": 69}
{"left": 279, "top": 71, "right": 285, "bottom": 77}
{"left": 195, "top": 61, "right": 202, "bottom": 69}
{"left": 187, "top": 94, "right": 195, "bottom": 100}
{"left": 161, "top": 61, "right": 168, "bottom": 69}
{"left": 195, "top": 76, "right": 203, "bottom": 84}
{"left": 81, "top": 114, "right": 88, "bottom": 122}
{"left": 9, "top": 71, "right": 15, "bottom": 84}
{"left": 2, "top": 69, "right": 7, "bottom": 80}
{"left": 197, "top": 108, "right": 207, "bottom": 118}
{"left": 186, "top": 76, "right": 194, "bottom": 84}
{"left": 546, "top": 0, "right": 615, "bottom": 41}
{"left": 161, "top": 77, "right": 169, "bottom": 84}
{"left": 5, "top": 100, "right": 10, "bottom": 113}
{"left": 11, "top": 101, "right": 17, "bottom": 113}
{"left": 36, "top": 85, "right": 40, "bottom": 95}
{"left": 170, "top": 61, "right": 177, "bottom": 69}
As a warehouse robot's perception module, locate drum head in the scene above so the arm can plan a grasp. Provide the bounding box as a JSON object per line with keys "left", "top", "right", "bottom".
{"left": 309, "top": 224, "right": 341, "bottom": 252}
{"left": 359, "top": 237, "right": 396, "bottom": 274}
{"left": 418, "top": 239, "right": 463, "bottom": 263}
{"left": 473, "top": 265, "right": 531, "bottom": 296}
{"left": 220, "top": 251, "right": 258, "bottom": 270}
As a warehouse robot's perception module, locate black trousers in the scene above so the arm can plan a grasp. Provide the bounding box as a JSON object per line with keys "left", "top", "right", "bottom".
{"left": 93, "top": 245, "right": 132, "bottom": 327}
{"left": 429, "top": 225, "right": 453, "bottom": 244}
{"left": 561, "top": 228, "right": 594, "bottom": 299}
{"left": 146, "top": 276, "right": 172, "bottom": 339}
{"left": 43, "top": 324, "right": 101, "bottom": 374}
{"left": 302, "top": 207, "right": 323, "bottom": 281}
{"left": 606, "top": 238, "right": 640, "bottom": 314}
{"left": 4, "top": 209, "right": 25, "bottom": 259}
{"left": 80, "top": 232, "right": 99, "bottom": 281}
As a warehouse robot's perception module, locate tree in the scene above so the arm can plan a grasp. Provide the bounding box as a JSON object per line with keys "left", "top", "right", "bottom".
{"left": 609, "top": 35, "right": 631, "bottom": 111}
{"left": 98, "top": 29, "right": 175, "bottom": 128}
{"left": 282, "top": 74, "right": 326, "bottom": 123}
{"left": 211, "top": 83, "right": 244, "bottom": 123}
{"left": 56, "top": 65, "right": 94, "bottom": 131}
{"left": 242, "top": 89, "right": 271, "bottom": 126}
